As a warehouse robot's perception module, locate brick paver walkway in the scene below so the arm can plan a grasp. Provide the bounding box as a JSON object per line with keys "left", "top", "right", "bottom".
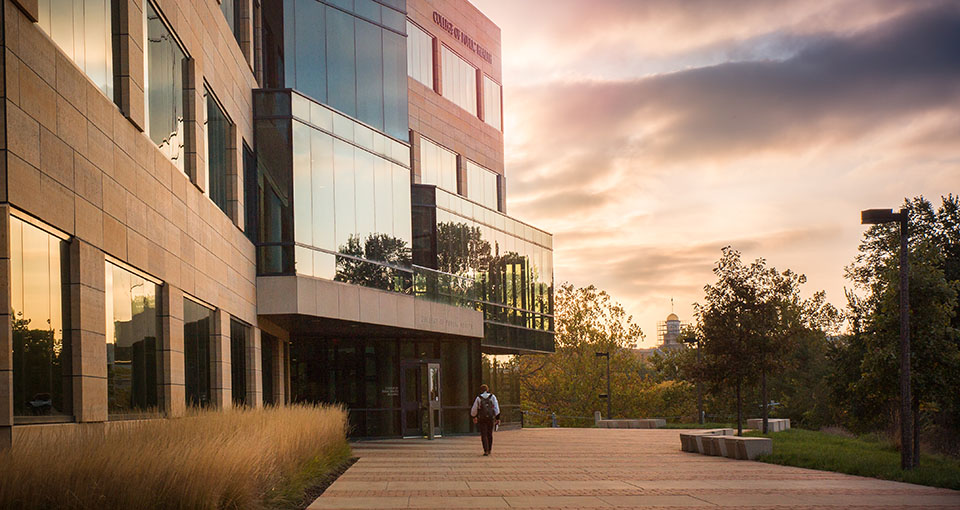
{"left": 308, "top": 428, "right": 960, "bottom": 509}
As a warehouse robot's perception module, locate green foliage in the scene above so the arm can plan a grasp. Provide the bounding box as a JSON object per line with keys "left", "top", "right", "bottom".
{"left": 692, "top": 247, "right": 838, "bottom": 433}
{"left": 839, "top": 195, "right": 960, "bottom": 443}
{"left": 516, "top": 283, "right": 655, "bottom": 422}
{"left": 747, "top": 428, "right": 960, "bottom": 490}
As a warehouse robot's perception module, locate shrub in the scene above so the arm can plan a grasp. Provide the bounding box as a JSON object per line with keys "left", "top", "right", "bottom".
{"left": 0, "top": 404, "right": 350, "bottom": 510}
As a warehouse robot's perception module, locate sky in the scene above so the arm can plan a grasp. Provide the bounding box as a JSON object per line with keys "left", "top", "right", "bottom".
{"left": 471, "top": 0, "right": 960, "bottom": 347}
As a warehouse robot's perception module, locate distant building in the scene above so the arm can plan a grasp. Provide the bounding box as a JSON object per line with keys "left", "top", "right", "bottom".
{"left": 656, "top": 312, "right": 687, "bottom": 351}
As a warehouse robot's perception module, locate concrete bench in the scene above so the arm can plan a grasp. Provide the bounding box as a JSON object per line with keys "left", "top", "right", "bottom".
{"left": 596, "top": 418, "right": 666, "bottom": 429}
{"left": 678, "top": 429, "right": 771, "bottom": 460}
{"left": 723, "top": 436, "right": 772, "bottom": 460}
{"left": 747, "top": 418, "right": 790, "bottom": 432}
{"left": 679, "top": 429, "right": 735, "bottom": 453}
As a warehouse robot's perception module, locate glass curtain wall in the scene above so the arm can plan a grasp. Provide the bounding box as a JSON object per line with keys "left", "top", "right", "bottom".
{"left": 482, "top": 354, "right": 521, "bottom": 422}
{"left": 290, "top": 336, "right": 480, "bottom": 436}
{"left": 419, "top": 137, "right": 457, "bottom": 194}
{"left": 412, "top": 186, "right": 555, "bottom": 351}
{"left": 205, "top": 87, "right": 232, "bottom": 213}
{"left": 36, "top": 0, "right": 113, "bottom": 98}
{"left": 184, "top": 299, "right": 213, "bottom": 407}
{"left": 255, "top": 90, "right": 414, "bottom": 295}
{"left": 465, "top": 160, "right": 498, "bottom": 211}
{"left": 230, "top": 319, "right": 247, "bottom": 406}
{"left": 482, "top": 75, "right": 502, "bottom": 131}
{"left": 407, "top": 20, "right": 433, "bottom": 88}
{"left": 10, "top": 216, "right": 70, "bottom": 417}
{"left": 441, "top": 46, "right": 477, "bottom": 116}
{"left": 105, "top": 261, "right": 161, "bottom": 416}
{"left": 146, "top": 1, "right": 188, "bottom": 173}
{"left": 263, "top": 0, "right": 408, "bottom": 140}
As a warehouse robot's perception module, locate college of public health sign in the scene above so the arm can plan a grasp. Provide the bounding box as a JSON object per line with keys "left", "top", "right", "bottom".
{"left": 433, "top": 11, "right": 493, "bottom": 64}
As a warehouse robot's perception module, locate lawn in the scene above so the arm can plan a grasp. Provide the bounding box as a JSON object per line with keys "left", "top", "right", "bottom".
{"left": 746, "top": 428, "right": 960, "bottom": 490}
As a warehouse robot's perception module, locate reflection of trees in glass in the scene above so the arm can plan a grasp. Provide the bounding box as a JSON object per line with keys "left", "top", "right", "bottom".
{"left": 437, "top": 222, "right": 491, "bottom": 275}
{"left": 107, "top": 285, "right": 159, "bottom": 414}
{"left": 433, "top": 220, "right": 554, "bottom": 328}
{"left": 335, "top": 233, "right": 412, "bottom": 291}
{"left": 12, "top": 313, "right": 63, "bottom": 415}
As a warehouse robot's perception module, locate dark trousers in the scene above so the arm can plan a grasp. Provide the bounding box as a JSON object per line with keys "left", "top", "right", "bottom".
{"left": 478, "top": 420, "right": 494, "bottom": 452}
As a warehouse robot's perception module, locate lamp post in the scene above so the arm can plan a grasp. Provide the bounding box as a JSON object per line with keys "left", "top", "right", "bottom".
{"left": 596, "top": 351, "right": 611, "bottom": 419}
{"left": 861, "top": 207, "right": 913, "bottom": 470}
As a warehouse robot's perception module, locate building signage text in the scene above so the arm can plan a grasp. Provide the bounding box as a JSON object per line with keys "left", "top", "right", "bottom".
{"left": 432, "top": 11, "right": 493, "bottom": 64}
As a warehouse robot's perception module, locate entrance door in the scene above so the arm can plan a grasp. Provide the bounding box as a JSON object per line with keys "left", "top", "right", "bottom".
{"left": 400, "top": 361, "right": 442, "bottom": 437}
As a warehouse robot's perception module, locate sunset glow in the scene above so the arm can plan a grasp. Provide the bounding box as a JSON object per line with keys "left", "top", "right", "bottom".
{"left": 475, "top": 0, "right": 960, "bottom": 345}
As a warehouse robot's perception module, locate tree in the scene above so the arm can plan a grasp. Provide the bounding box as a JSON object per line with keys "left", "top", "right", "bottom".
{"left": 695, "top": 247, "right": 837, "bottom": 434}
{"left": 515, "top": 283, "right": 649, "bottom": 424}
{"left": 843, "top": 195, "right": 960, "bottom": 461}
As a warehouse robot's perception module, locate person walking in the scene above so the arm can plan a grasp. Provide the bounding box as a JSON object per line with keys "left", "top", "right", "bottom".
{"left": 470, "top": 384, "right": 500, "bottom": 456}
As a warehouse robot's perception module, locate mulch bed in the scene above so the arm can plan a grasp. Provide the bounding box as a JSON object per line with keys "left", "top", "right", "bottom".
{"left": 296, "top": 457, "right": 358, "bottom": 509}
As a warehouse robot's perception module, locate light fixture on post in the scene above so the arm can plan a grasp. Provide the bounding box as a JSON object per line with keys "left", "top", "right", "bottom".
{"left": 861, "top": 207, "right": 913, "bottom": 469}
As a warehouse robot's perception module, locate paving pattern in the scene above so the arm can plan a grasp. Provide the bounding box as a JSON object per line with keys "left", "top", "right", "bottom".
{"left": 308, "top": 428, "right": 960, "bottom": 509}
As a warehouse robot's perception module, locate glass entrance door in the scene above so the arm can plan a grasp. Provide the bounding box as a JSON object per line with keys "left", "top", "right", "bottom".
{"left": 400, "top": 361, "right": 442, "bottom": 437}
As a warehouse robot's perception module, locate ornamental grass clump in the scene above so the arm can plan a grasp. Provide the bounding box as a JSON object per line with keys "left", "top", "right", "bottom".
{"left": 0, "top": 404, "right": 350, "bottom": 510}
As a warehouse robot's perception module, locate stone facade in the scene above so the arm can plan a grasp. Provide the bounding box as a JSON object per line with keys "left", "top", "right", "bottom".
{"left": 407, "top": 0, "right": 505, "bottom": 210}
{"left": 0, "top": 0, "right": 260, "bottom": 446}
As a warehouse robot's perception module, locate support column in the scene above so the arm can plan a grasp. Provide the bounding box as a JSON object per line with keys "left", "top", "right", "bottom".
{"left": 409, "top": 130, "right": 422, "bottom": 183}
{"left": 0, "top": 208, "right": 12, "bottom": 448}
{"left": 160, "top": 285, "right": 185, "bottom": 417}
{"left": 114, "top": 0, "right": 146, "bottom": 130}
{"left": 69, "top": 240, "right": 107, "bottom": 423}
{"left": 210, "top": 310, "right": 231, "bottom": 408}
{"left": 246, "top": 327, "right": 262, "bottom": 407}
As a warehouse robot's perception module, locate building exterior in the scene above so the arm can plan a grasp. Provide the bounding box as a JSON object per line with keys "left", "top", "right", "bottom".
{"left": 656, "top": 313, "right": 687, "bottom": 350}
{"left": 0, "top": 0, "right": 553, "bottom": 446}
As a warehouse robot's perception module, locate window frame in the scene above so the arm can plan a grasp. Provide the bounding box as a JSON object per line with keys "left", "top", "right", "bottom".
{"left": 203, "top": 83, "right": 235, "bottom": 215}
{"left": 143, "top": 0, "right": 191, "bottom": 174}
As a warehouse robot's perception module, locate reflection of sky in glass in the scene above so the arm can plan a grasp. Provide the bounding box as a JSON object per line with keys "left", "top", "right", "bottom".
{"left": 10, "top": 217, "right": 62, "bottom": 342}
{"left": 105, "top": 261, "right": 157, "bottom": 348}
{"left": 146, "top": 2, "right": 187, "bottom": 172}
{"left": 36, "top": 0, "right": 113, "bottom": 98}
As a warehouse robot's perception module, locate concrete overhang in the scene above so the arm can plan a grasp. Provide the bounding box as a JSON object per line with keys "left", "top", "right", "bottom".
{"left": 256, "top": 275, "right": 484, "bottom": 339}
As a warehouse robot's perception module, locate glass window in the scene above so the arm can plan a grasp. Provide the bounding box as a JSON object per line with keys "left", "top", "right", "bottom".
{"left": 356, "top": 20, "right": 384, "bottom": 130}
{"left": 37, "top": 0, "right": 113, "bottom": 98}
{"left": 146, "top": 1, "right": 188, "bottom": 172}
{"left": 105, "top": 261, "right": 161, "bottom": 416}
{"left": 483, "top": 75, "right": 502, "bottom": 131}
{"left": 243, "top": 144, "right": 257, "bottom": 242}
{"left": 466, "top": 160, "right": 499, "bottom": 211}
{"left": 326, "top": 6, "right": 357, "bottom": 118}
{"left": 382, "top": 29, "right": 409, "bottom": 141}
{"left": 419, "top": 137, "right": 457, "bottom": 193}
{"left": 262, "top": 333, "right": 276, "bottom": 405}
{"left": 205, "top": 87, "right": 232, "bottom": 213}
{"left": 11, "top": 216, "right": 70, "bottom": 417}
{"left": 184, "top": 298, "right": 213, "bottom": 408}
{"left": 441, "top": 45, "right": 477, "bottom": 116}
{"left": 230, "top": 319, "right": 247, "bottom": 406}
{"left": 407, "top": 21, "right": 433, "bottom": 88}
{"left": 220, "top": 0, "right": 243, "bottom": 47}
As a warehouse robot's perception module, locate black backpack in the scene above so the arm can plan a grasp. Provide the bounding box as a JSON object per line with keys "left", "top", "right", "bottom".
{"left": 479, "top": 395, "right": 496, "bottom": 422}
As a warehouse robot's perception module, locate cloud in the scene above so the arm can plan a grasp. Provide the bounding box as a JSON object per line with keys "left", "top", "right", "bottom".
{"left": 506, "top": 2, "right": 960, "bottom": 212}
{"left": 477, "top": 1, "right": 960, "bottom": 344}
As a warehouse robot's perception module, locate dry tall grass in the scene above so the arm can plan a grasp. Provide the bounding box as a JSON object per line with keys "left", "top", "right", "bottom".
{"left": 0, "top": 404, "right": 350, "bottom": 510}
